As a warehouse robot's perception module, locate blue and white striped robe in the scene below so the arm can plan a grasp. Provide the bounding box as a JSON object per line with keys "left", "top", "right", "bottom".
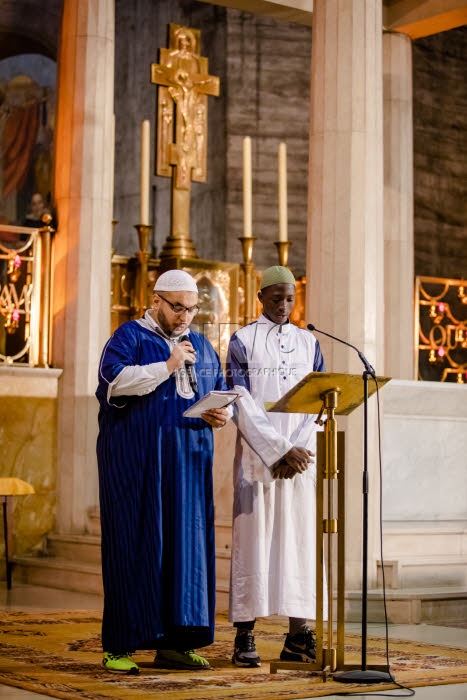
{"left": 96, "top": 318, "right": 226, "bottom": 652}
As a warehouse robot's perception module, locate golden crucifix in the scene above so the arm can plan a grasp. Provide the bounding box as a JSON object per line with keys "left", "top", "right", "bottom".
{"left": 151, "top": 24, "right": 220, "bottom": 259}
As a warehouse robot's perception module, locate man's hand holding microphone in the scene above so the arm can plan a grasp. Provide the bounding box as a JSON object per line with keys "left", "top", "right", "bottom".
{"left": 167, "top": 337, "right": 228, "bottom": 428}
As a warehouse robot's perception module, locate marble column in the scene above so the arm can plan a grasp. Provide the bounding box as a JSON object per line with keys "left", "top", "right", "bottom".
{"left": 383, "top": 31, "right": 414, "bottom": 380}
{"left": 52, "top": 0, "right": 114, "bottom": 532}
{"left": 306, "top": 0, "right": 384, "bottom": 588}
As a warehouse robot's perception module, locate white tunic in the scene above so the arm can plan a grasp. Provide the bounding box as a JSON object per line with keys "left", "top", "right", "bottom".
{"left": 227, "top": 314, "right": 327, "bottom": 621}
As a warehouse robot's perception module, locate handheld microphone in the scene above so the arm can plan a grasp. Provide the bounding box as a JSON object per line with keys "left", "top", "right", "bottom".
{"left": 179, "top": 334, "right": 198, "bottom": 392}
{"left": 307, "top": 324, "right": 376, "bottom": 377}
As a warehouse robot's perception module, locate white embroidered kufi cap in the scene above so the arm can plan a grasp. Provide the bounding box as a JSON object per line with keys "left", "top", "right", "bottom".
{"left": 154, "top": 269, "right": 198, "bottom": 293}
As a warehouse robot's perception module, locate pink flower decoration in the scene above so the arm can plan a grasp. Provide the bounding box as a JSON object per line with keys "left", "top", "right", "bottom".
{"left": 12, "top": 309, "right": 20, "bottom": 321}
{"left": 13, "top": 254, "right": 21, "bottom": 268}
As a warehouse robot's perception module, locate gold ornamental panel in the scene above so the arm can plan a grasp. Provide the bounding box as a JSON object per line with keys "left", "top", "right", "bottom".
{"left": 0, "top": 225, "right": 41, "bottom": 365}
{"left": 158, "top": 258, "right": 241, "bottom": 365}
{"left": 416, "top": 276, "right": 467, "bottom": 383}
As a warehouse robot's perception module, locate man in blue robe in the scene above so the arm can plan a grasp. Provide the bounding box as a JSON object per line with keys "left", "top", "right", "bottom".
{"left": 96, "top": 269, "right": 230, "bottom": 674}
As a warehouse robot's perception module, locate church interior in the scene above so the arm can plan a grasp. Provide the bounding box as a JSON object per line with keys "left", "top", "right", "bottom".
{"left": 0, "top": 0, "right": 467, "bottom": 696}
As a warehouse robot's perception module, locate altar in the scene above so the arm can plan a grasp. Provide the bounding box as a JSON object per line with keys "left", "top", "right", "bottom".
{"left": 0, "top": 5, "right": 466, "bottom": 626}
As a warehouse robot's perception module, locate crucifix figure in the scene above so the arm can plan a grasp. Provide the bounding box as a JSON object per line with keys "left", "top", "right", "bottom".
{"left": 151, "top": 24, "right": 220, "bottom": 258}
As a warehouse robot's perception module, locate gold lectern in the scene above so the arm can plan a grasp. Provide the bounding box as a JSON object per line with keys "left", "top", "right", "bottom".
{"left": 266, "top": 371, "right": 390, "bottom": 680}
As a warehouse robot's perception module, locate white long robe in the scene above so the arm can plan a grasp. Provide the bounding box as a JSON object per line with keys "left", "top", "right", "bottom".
{"left": 227, "top": 314, "right": 327, "bottom": 621}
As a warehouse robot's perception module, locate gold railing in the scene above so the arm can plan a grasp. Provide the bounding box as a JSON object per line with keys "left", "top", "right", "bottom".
{"left": 0, "top": 218, "right": 54, "bottom": 367}
{"left": 416, "top": 276, "right": 467, "bottom": 383}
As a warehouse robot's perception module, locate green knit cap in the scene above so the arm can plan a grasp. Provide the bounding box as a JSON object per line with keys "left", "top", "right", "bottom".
{"left": 260, "top": 265, "right": 296, "bottom": 290}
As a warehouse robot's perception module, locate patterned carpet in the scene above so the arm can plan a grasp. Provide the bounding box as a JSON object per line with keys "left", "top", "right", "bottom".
{"left": 0, "top": 610, "right": 467, "bottom": 700}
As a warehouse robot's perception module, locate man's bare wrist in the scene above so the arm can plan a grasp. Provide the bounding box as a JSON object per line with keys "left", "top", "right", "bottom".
{"left": 166, "top": 357, "right": 181, "bottom": 374}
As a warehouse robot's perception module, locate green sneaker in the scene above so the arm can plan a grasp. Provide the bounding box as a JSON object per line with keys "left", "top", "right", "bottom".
{"left": 154, "top": 649, "right": 211, "bottom": 670}
{"left": 102, "top": 652, "right": 139, "bottom": 674}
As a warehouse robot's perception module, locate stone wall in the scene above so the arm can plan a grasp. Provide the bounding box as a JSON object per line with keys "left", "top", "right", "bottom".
{"left": 413, "top": 27, "right": 467, "bottom": 278}
{"left": 0, "top": 369, "right": 62, "bottom": 562}
{"left": 224, "top": 11, "right": 312, "bottom": 276}
{"left": 1, "top": 1, "right": 465, "bottom": 281}
{"left": 113, "top": 2, "right": 312, "bottom": 275}
{"left": 113, "top": 0, "right": 227, "bottom": 262}
{"left": 0, "top": 0, "right": 60, "bottom": 59}
{"left": 114, "top": 5, "right": 467, "bottom": 281}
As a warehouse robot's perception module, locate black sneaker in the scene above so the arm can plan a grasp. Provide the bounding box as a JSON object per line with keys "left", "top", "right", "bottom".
{"left": 232, "top": 631, "right": 261, "bottom": 667}
{"left": 280, "top": 626, "right": 316, "bottom": 662}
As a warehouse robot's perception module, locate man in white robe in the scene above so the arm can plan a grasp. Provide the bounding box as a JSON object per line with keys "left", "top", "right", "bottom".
{"left": 226, "top": 265, "right": 326, "bottom": 667}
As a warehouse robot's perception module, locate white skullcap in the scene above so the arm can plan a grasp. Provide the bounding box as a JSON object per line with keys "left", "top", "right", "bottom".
{"left": 154, "top": 269, "right": 198, "bottom": 293}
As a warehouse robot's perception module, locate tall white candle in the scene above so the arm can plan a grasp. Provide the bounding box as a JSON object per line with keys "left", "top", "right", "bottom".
{"left": 243, "top": 136, "right": 252, "bottom": 237}
{"left": 278, "top": 142, "right": 288, "bottom": 242}
{"left": 110, "top": 114, "right": 115, "bottom": 218}
{"left": 140, "top": 120, "right": 150, "bottom": 225}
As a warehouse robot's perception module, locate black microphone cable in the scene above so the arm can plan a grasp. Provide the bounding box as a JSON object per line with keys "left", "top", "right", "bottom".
{"left": 334, "top": 383, "right": 415, "bottom": 698}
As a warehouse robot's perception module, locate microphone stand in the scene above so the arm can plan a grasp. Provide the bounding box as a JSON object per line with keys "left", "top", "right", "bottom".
{"left": 308, "top": 325, "right": 392, "bottom": 684}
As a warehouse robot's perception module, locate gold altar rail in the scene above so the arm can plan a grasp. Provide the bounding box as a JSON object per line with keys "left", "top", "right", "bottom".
{"left": 110, "top": 240, "right": 308, "bottom": 354}
{"left": 8, "top": 226, "right": 463, "bottom": 383}
{"left": 415, "top": 276, "right": 467, "bottom": 383}
{"left": 0, "top": 219, "right": 54, "bottom": 367}
{"left": 110, "top": 251, "right": 246, "bottom": 365}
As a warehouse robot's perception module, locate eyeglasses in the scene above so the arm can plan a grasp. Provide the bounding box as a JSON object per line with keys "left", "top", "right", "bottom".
{"left": 157, "top": 294, "right": 200, "bottom": 316}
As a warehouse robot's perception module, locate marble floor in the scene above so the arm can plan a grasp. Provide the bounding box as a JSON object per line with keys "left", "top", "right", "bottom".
{"left": 1, "top": 584, "right": 467, "bottom": 699}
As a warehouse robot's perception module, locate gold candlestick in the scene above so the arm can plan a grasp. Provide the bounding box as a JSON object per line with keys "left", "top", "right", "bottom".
{"left": 135, "top": 224, "right": 154, "bottom": 317}
{"left": 274, "top": 240, "right": 292, "bottom": 267}
{"left": 239, "top": 236, "right": 257, "bottom": 325}
{"left": 238, "top": 236, "right": 256, "bottom": 265}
